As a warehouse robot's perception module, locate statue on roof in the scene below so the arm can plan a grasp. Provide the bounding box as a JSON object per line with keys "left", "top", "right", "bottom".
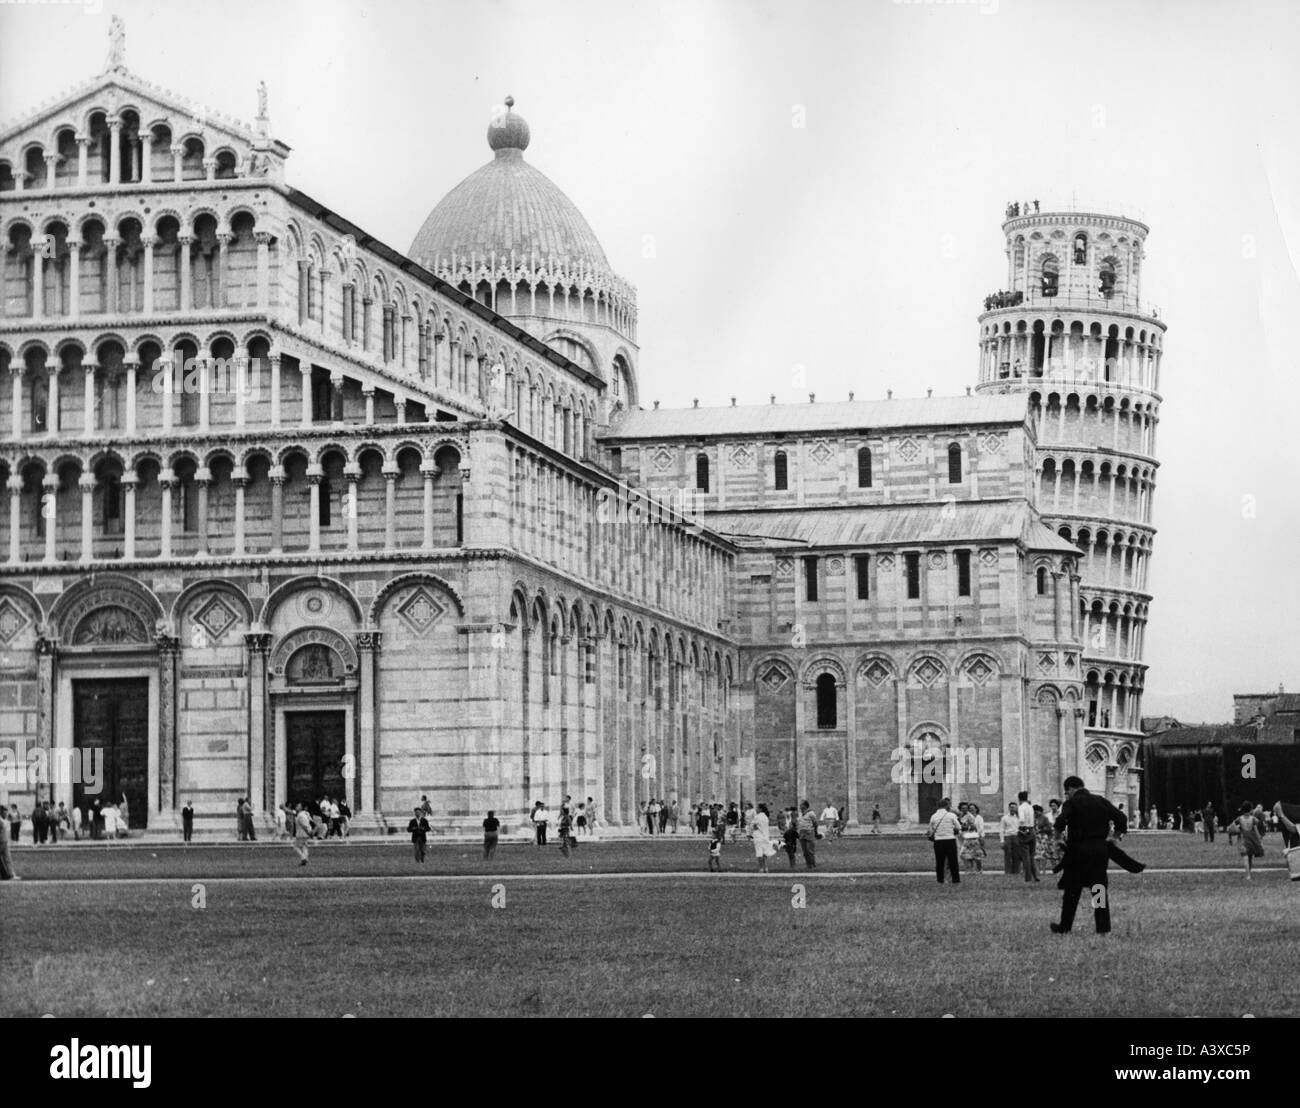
{"left": 257, "top": 80, "right": 268, "bottom": 119}
{"left": 107, "top": 16, "right": 126, "bottom": 71}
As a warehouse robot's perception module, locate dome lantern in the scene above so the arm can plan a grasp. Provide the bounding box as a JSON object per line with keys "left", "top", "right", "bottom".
{"left": 488, "top": 95, "right": 530, "bottom": 155}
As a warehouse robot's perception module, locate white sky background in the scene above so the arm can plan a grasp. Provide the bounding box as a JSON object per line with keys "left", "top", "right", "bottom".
{"left": 2, "top": 0, "right": 1298, "bottom": 724}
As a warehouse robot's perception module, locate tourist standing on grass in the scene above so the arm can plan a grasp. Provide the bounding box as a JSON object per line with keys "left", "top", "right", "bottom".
{"left": 483, "top": 810, "right": 500, "bottom": 860}
{"left": 70, "top": 803, "right": 81, "bottom": 841}
{"left": 532, "top": 802, "right": 549, "bottom": 846}
{"left": 182, "top": 800, "right": 194, "bottom": 843}
{"left": 708, "top": 828, "right": 723, "bottom": 871}
{"left": 751, "top": 803, "right": 775, "bottom": 873}
{"left": 959, "top": 803, "right": 984, "bottom": 874}
{"left": 1201, "top": 802, "right": 1217, "bottom": 842}
{"left": 795, "top": 800, "right": 818, "bottom": 869}
{"left": 0, "top": 805, "right": 17, "bottom": 880}
{"left": 781, "top": 808, "right": 799, "bottom": 868}
{"left": 1017, "top": 791, "right": 1039, "bottom": 883}
{"left": 999, "top": 803, "right": 1020, "bottom": 875}
{"left": 928, "top": 798, "right": 962, "bottom": 885}
{"left": 558, "top": 805, "right": 576, "bottom": 857}
{"left": 1230, "top": 803, "right": 1265, "bottom": 879}
{"left": 408, "top": 807, "right": 430, "bottom": 863}
{"left": 32, "top": 801, "right": 45, "bottom": 844}
{"left": 871, "top": 805, "right": 881, "bottom": 834}
{"left": 8, "top": 805, "right": 19, "bottom": 847}
{"left": 1051, "top": 775, "right": 1128, "bottom": 934}
{"left": 291, "top": 804, "right": 312, "bottom": 866}
{"left": 726, "top": 802, "right": 741, "bottom": 843}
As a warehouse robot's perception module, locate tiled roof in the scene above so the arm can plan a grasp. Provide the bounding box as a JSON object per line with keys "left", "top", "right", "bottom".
{"left": 1144, "top": 723, "right": 1299, "bottom": 748}
{"left": 601, "top": 394, "right": 1029, "bottom": 440}
{"left": 704, "top": 499, "right": 1076, "bottom": 552}
{"left": 1143, "top": 724, "right": 1258, "bottom": 747}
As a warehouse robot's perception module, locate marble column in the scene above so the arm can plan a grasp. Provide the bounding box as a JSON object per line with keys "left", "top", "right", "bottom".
{"left": 421, "top": 463, "right": 437, "bottom": 550}
{"left": 158, "top": 469, "right": 174, "bottom": 558}
{"left": 345, "top": 468, "right": 360, "bottom": 552}
{"left": 382, "top": 469, "right": 398, "bottom": 550}
{"left": 78, "top": 473, "right": 95, "bottom": 561}
{"left": 307, "top": 467, "right": 322, "bottom": 553}
{"left": 123, "top": 475, "right": 137, "bottom": 559}
{"left": 245, "top": 633, "right": 272, "bottom": 812}
{"left": 141, "top": 234, "right": 155, "bottom": 314}
{"left": 124, "top": 357, "right": 138, "bottom": 435}
{"left": 357, "top": 631, "right": 381, "bottom": 812}
{"left": 233, "top": 477, "right": 247, "bottom": 556}
{"left": 42, "top": 474, "right": 58, "bottom": 562}
{"left": 194, "top": 469, "right": 211, "bottom": 556}
{"left": 7, "top": 477, "right": 22, "bottom": 563}
{"left": 9, "top": 364, "right": 22, "bottom": 440}
{"left": 156, "top": 632, "right": 180, "bottom": 814}
{"left": 269, "top": 469, "right": 285, "bottom": 552}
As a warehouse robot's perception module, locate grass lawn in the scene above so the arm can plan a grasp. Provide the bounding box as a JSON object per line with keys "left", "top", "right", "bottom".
{"left": 2, "top": 832, "right": 1296, "bottom": 1018}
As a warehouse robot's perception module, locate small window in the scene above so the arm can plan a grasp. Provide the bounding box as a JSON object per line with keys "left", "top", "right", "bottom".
{"left": 855, "top": 554, "right": 870, "bottom": 600}
{"left": 31, "top": 376, "right": 48, "bottom": 433}
{"left": 311, "top": 374, "right": 333, "bottom": 423}
{"left": 905, "top": 552, "right": 920, "bottom": 600}
{"left": 1099, "top": 260, "right": 1116, "bottom": 298}
{"left": 181, "top": 474, "right": 198, "bottom": 533}
{"left": 319, "top": 477, "right": 331, "bottom": 527}
{"left": 956, "top": 550, "right": 971, "bottom": 597}
{"left": 816, "top": 673, "right": 837, "bottom": 729}
{"left": 102, "top": 474, "right": 122, "bottom": 535}
{"left": 947, "top": 443, "right": 962, "bottom": 484}
{"left": 1041, "top": 256, "right": 1059, "bottom": 298}
{"left": 1036, "top": 565, "right": 1048, "bottom": 595}
{"left": 696, "top": 452, "right": 709, "bottom": 493}
{"left": 804, "top": 556, "right": 819, "bottom": 602}
{"left": 857, "top": 446, "right": 872, "bottom": 488}
{"left": 179, "top": 365, "right": 200, "bottom": 426}
{"left": 774, "top": 450, "right": 788, "bottom": 491}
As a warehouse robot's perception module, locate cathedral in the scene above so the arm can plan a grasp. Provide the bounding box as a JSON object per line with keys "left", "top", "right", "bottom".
{"left": 0, "top": 25, "right": 1164, "bottom": 834}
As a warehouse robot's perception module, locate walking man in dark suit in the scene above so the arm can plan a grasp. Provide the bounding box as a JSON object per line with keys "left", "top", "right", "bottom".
{"left": 181, "top": 800, "right": 195, "bottom": 843}
{"left": 1051, "top": 775, "right": 1129, "bottom": 935}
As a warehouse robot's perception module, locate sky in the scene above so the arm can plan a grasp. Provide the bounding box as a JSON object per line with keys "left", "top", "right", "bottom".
{"left": 2, "top": 0, "right": 1298, "bottom": 723}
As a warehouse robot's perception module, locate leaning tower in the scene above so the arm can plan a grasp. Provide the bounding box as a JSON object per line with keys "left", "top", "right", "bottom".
{"left": 975, "top": 203, "right": 1166, "bottom": 814}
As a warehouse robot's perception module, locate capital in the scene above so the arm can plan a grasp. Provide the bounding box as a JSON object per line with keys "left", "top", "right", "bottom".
{"left": 244, "top": 631, "right": 273, "bottom": 655}
{"left": 78, "top": 474, "right": 97, "bottom": 491}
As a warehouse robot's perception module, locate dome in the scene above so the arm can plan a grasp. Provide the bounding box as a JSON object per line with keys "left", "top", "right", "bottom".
{"left": 409, "top": 98, "right": 612, "bottom": 275}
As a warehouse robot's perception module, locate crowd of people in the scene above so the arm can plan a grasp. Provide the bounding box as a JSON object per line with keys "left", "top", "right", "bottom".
{"left": 4, "top": 797, "right": 131, "bottom": 844}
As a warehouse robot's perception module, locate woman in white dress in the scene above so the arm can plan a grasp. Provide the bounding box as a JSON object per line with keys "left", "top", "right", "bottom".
{"left": 750, "top": 803, "right": 777, "bottom": 873}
